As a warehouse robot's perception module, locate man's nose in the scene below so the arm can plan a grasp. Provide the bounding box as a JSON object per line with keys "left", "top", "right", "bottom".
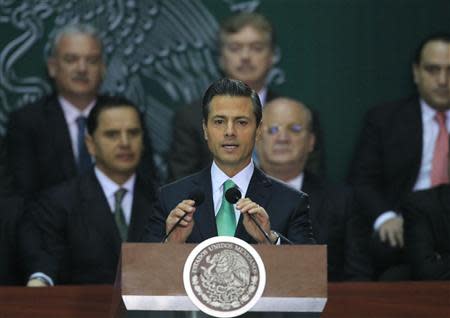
{"left": 225, "top": 122, "right": 236, "bottom": 136}
{"left": 119, "top": 132, "right": 130, "bottom": 146}
{"left": 275, "top": 128, "right": 290, "bottom": 141}
{"left": 240, "top": 46, "right": 251, "bottom": 59}
{"left": 76, "top": 59, "right": 88, "bottom": 72}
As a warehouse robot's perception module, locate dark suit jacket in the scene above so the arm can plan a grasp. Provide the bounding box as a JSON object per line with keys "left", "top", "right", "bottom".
{"left": 348, "top": 96, "right": 423, "bottom": 225}
{"left": 19, "top": 170, "right": 156, "bottom": 284}
{"left": 6, "top": 94, "right": 158, "bottom": 199}
{"left": 302, "top": 172, "right": 372, "bottom": 281}
{"left": 144, "top": 166, "right": 315, "bottom": 244}
{"left": 167, "top": 90, "right": 325, "bottom": 181}
{"left": 0, "top": 196, "right": 24, "bottom": 285}
{"left": 402, "top": 185, "right": 450, "bottom": 280}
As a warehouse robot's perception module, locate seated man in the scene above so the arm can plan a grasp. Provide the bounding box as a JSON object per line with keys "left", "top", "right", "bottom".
{"left": 22, "top": 98, "right": 156, "bottom": 286}
{"left": 347, "top": 33, "right": 450, "bottom": 280}
{"left": 402, "top": 185, "right": 450, "bottom": 280}
{"left": 256, "top": 97, "right": 372, "bottom": 281}
{"left": 144, "top": 78, "right": 314, "bottom": 244}
{"left": 168, "top": 12, "right": 325, "bottom": 182}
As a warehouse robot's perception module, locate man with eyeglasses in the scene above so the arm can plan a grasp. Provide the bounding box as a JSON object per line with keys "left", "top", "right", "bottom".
{"left": 167, "top": 12, "right": 325, "bottom": 182}
{"left": 256, "top": 97, "right": 372, "bottom": 281}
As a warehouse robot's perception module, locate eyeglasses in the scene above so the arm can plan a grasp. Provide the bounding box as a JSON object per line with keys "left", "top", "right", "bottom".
{"left": 264, "top": 123, "right": 304, "bottom": 135}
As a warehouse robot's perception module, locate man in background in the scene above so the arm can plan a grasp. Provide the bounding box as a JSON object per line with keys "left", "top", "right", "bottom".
{"left": 257, "top": 97, "right": 372, "bottom": 281}
{"left": 348, "top": 33, "right": 450, "bottom": 280}
{"left": 6, "top": 23, "right": 157, "bottom": 200}
{"left": 168, "top": 12, "right": 324, "bottom": 182}
{"left": 23, "top": 98, "right": 156, "bottom": 286}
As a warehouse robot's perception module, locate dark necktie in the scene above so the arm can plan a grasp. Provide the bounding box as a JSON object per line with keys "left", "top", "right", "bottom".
{"left": 216, "top": 179, "right": 237, "bottom": 236}
{"left": 76, "top": 116, "right": 91, "bottom": 173}
{"left": 114, "top": 188, "right": 128, "bottom": 241}
{"left": 431, "top": 112, "right": 449, "bottom": 186}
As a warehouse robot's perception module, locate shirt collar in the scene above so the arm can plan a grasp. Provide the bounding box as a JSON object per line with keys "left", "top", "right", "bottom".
{"left": 94, "top": 167, "right": 136, "bottom": 198}
{"left": 211, "top": 160, "right": 255, "bottom": 197}
{"left": 420, "top": 98, "right": 450, "bottom": 122}
{"left": 59, "top": 96, "right": 96, "bottom": 124}
{"left": 285, "top": 172, "right": 304, "bottom": 191}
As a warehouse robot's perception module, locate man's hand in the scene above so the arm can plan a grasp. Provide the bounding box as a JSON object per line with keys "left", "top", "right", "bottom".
{"left": 378, "top": 216, "right": 404, "bottom": 248}
{"left": 27, "top": 278, "right": 49, "bottom": 287}
{"left": 237, "top": 198, "right": 274, "bottom": 244}
{"left": 165, "top": 199, "right": 196, "bottom": 243}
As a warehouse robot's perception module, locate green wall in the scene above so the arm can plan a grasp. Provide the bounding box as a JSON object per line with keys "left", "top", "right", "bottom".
{"left": 1, "top": 0, "right": 449, "bottom": 182}
{"left": 207, "top": 0, "right": 450, "bottom": 181}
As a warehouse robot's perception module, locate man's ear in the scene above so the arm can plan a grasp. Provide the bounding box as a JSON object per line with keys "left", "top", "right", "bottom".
{"left": 412, "top": 63, "right": 419, "bottom": 85}
{"left": 47, "top": 57, "right": 56, "bottom": 78}
{"left": 85, "top": 134, "right": 96, "bottom": 157}
{"left": 202, "top": 120, "right": 208, "bottom": 141}
{"left": 308, "top": 133, "right": 316, "bottom": 153}
{"left": 255, "top": 120, "right": 262, "bottom": 142}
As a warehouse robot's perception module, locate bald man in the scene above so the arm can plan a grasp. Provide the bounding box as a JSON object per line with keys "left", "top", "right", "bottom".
{"left": 257, "top": 98, "right": 372, "bottom": 281}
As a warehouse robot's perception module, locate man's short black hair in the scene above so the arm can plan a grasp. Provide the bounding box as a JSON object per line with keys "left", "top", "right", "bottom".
{"left": 414, "top": 32, "right": 450, "bottom": 65}
{"left": 87, "top": 96, "right": 144, "bottom": 135}
{"left": 202, "top": 78, "right": 262, "bottom": 126}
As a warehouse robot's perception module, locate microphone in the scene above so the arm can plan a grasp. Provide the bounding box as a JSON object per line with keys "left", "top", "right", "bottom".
{"left": 162, "top": 190, "right": 205, "bottom": 242}
{"left": 225, "top": 187, "right": 241, "bottom": 204}
{"left": 225, "top": 187, "right": 274, "bottom": 244}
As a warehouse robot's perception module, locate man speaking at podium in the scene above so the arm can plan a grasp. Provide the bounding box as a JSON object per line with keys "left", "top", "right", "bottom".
{"left": 144, "top": 78, "right": 314, "bottom": 244}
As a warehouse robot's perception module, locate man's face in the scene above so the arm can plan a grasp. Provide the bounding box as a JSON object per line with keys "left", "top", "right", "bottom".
{"left": 47, "top": 33, "right": 105, "bottom": 101}
{"left": 257, "top": 100, "right": 315, "bottom": 171}
{"left": 413, "top": 40, "right": 450, "bottom": 110}
{"left": 203, "top": 95, "right": 260, "bottom": 176}
{"left": 86, "top": 107, "right": 143, "bottom": 182}
{"left": 220, "top": 26, "right": 274, "bottom": 91}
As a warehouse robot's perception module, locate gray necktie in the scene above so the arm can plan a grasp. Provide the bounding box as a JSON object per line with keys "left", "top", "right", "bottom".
{"left": 114, "top": 188, "right": 128, "bottom": 241}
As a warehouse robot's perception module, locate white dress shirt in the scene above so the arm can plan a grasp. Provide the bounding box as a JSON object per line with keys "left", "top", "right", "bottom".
{"left": 210, "top": 160, "right": 254, "bottom": 223}
{"left": 94, "top": 167, "right": 136, "bottom": 225}
{"left": 374, "top": 99, "right": 450, "bottom": 230}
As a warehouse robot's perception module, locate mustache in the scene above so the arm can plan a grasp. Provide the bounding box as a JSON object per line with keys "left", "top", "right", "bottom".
{"left": 72, "top": 74, "right": 89, "bottom": 81}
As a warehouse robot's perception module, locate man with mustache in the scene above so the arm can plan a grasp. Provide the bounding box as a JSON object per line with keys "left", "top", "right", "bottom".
{"left": 168, "top": 12, "right": 324, "bottom": 182}
{"left": 5, "top": 23, "right": 158, "bottom": 200}
{"left": 348, "top": 33, "right": 450, "bottom": 280}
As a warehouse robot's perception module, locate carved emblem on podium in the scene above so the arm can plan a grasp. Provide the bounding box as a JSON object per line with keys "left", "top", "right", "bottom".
{"left": 183, "top": 237, "right": 266, "bottom": 317}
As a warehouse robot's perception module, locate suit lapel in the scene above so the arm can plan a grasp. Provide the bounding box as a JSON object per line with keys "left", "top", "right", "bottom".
{"left": 79, "top": 172, "right": 122, "bottom": 257}
{"left": 192, "top": 168, "right": 218, "bottom": 241}
{"left": 235, "top": 168, "right": 272, "bottom": 241}
{"left": 127, "top": 178, "right": 153, "bottom": 241}
{"left": 301, "top": 171, "right": 326, "bottom": 240}
{"left": 46, "top": 97, "right": 77, "bottom": 178}
{"left": 405, "top": 98, "right": 423, "bottom": 190}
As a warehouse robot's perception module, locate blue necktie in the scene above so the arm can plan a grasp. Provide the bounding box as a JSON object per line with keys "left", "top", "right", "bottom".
{"left": 76, "top": 116, "right": 91, "bottom": 173}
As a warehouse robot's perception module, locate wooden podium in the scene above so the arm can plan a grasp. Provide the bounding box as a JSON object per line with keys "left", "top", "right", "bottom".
{"left": 116, "top": 243, "right": 327, "bottom": 316}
